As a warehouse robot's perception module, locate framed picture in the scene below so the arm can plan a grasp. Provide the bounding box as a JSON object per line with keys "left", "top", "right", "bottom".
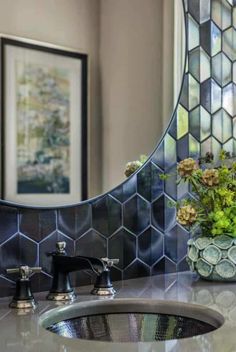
{"left": 0, "top": 37, "right": 88, "bottom": 206}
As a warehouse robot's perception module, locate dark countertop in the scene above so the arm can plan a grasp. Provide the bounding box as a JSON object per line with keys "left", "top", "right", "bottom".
{"left": 0, "top": 271, "right": 234, "bottom": 351}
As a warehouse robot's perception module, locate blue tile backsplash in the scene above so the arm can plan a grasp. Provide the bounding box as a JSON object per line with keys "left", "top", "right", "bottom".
{"left": 0, "top": 0, "right": 234, "bottom": 296}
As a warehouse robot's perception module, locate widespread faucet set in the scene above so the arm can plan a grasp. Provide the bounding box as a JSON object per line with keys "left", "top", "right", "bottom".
{"left": 7, "top": 241, "right": 119, "bottom": 309}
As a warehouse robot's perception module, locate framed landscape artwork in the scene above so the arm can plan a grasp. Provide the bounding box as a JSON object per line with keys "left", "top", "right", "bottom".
{"left": 0, "top": 37, "right": 88, "bottom": 206}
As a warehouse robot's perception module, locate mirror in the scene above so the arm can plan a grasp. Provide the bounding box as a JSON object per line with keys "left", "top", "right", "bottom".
{"left": 0, "top": 0, "right": 185, "bottom": 206}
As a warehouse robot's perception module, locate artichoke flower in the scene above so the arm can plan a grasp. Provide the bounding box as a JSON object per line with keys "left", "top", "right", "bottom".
{"left": 177, "top": 158, "right": 198, "bottom": 177}
{"left": 177, "top": 205, "right": 197, "bottom": 226}
{"left": 202, "top": 169, "right": 219, "bottom": 187}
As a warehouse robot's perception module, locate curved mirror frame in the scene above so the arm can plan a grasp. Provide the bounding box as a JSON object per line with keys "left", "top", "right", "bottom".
{"left": 0, "top": 0, "right": 187, "bottom": 209}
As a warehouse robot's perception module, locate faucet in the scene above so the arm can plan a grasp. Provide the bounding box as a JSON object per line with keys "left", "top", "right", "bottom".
{"left": 46, "top": 242, "right": 118, "bottom": 301}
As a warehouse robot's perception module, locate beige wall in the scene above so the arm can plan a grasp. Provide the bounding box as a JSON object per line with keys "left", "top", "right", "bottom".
{"left": 0, "top": 0, "right": 102, "bottom": 198}
{"left": 100, "top": 0, "right": 175, "bottom": 192}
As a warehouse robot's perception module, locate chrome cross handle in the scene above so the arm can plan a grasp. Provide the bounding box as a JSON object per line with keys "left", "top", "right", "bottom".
{"left": 7, "top": 266, "right": 42, "bottom": 280}
{"left": 101, "top": 258, "right": 119, "bottom": 268}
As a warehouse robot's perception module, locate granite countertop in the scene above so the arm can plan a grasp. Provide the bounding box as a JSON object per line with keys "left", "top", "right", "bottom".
{"left": 0, "top": 271, "right": 235, "bottom": 351}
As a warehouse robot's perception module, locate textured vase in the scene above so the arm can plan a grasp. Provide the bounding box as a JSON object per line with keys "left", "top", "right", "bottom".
{"left": 187, "top": 235, "right": 236, "bottom": 281}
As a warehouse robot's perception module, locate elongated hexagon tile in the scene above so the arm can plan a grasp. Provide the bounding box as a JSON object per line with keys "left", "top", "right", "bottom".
{"left": 201, "top": 79, "right": 221, "bottom": 114}
{"left": 0, "top": 206, "right": 18, "bottom": 244}
{"left": 212, "top": 109, "right": 232, "bottom": 143}
{"left": 188, "top": 0, "right": 211, "bottom": 24}
{"left": 92, "top": 195, "right": 122, "bottom": 237}
{"left": 212, "top": 0, "right": 232, "bottom": 30}
{"left": 2, "top": 234, "right": 38, "bottom": 278}
{"left": 188, "top": 15, "right": 200, "bottom": 51}
{"left": 124, "top": 195, "right": 150, "bottom": 235}
{"left": 123, "top": 260, "right": 150, "bottom": 280}
{"left": 200, "top": 20, "right": 221, "bottom": 57}
{"left": 0, "top": 276, "right": 15, "bottom": 298}
{"left": 180, "top": 74, "right": 200, "bottom": 111}
{"left": 108, "top": 229, "right": 136, "bottom": 270}
{"left": 201, "top": 137, "right": 222, "bottom": 159}
{"left": 58, "top": 203, "right": 91, "bottom": 240}
{"left": 223, "top": 83, "right": 236, "bottom": 116}
{"left": 39, "top": 231, "right": 74, "bottom": 274}
{"left": 223, "top": 27, "right": 236, "bottom": 61}
{"left": 138, "top": 227, "right": 163, "bottom": 266}
{"left": 189, "top": 47, "right": 210, "bottom": 83}
{"left": 137, "top": 162, "right": 164, "bottom": 202}
{"left": 19, "top": 209, "right": 56, "bottom": 242}
{"left": 111, "top": 175, "right": 137, "bottom": 203}
{"left": 190, "top": 106, "right": 211, "bottom": 142}
{"left": 165, "top": 225, "right": 189, "bottom": 263}
{"left": 75, "top": 230, "right": 107, "bottom": 259}
{"left": 151, "top": 257, "right": 177, "bottom": 276}
{"left": 152, "top": 195, "right": 176, "bottom": 232}
{"left": 212, "top": 53, "right": 232, "bottom": 87}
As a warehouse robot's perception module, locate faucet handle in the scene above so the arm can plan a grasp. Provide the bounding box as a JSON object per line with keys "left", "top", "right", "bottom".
{"left": 56, "top": 241, "right": 67, "bottom": 254}
{"left": 6, "top": 266, "right": 42, "bottom": 280}
{"left": 101, "top": 258, "right": 119, "bottom": 268}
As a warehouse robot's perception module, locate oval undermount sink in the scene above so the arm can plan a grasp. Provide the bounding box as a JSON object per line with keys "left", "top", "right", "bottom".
{"left": 40, "top": 299, "right": 224, "bottom": 342}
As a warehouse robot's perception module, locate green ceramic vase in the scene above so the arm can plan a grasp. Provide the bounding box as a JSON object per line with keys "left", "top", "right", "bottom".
{"left": 187, "top": 235, "right": 236, "bottom": 281}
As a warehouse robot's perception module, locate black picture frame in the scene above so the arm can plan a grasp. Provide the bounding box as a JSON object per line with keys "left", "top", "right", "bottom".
{"left": 0, "top": 37, "right": 88, "bottom": 204}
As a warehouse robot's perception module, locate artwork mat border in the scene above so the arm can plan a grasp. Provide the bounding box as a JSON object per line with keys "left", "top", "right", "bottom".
{"left": 0, "top": 36, "right": 88, "bottom": 205}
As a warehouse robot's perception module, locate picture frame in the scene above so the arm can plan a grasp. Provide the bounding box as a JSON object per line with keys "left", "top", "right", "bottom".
{"left": 0, "top": 37, "right": 88, "bottom": 206}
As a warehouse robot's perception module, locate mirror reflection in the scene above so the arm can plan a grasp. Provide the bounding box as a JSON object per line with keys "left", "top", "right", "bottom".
{"left": 0, "top": 0, "right": 185, "bottom": 206}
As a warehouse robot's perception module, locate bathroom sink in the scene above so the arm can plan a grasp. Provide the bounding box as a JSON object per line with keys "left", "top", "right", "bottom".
{"left": 40, "top": 299, "right": 224, "bottom": 342}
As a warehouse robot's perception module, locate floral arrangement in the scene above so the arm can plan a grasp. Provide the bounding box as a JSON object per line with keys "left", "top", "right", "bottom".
{"left": 124, "top": 155, "right": 148, "bottom": 177}
{"left": 176, "top": 151, "right": 236, "bottom": 238}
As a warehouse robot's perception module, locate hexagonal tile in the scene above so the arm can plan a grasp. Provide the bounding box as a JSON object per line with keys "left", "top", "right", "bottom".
{"left": 188, "top": 15, "right": 200, "bottom": 51}
{"left": 212, "top": 0, "right": 232, "bottom": 30}
{"left": 39, "top": 231, "right": 74, "bottom": 274}
{"left": 223, "top": 83, "right": 236, "bottom": 116}
{"left": 181, "top": 74, "right": 200, "bottom": 111}
{"left": 200, "top": 20, "right": 221, "bottom": 56}
{"left": 0, "top": 276, "right": 15, "bottom": 298}
{"left": 189, "top": 134, "right": 201, "bottom": 159}
{"left": 92, "top": 195, "right": 122, "bottom": 237}
{"left": 223, "top": 138, "right": 236, "bottom": 154}
{"left": 2, "top": 234, "right": 38, "bottom": 277}
{"left": 190, "top": 106, "right": 211, "bottom": 142}
{"left": 201, "top": 79, "right": 221, "bottom": 114}
{"left": 177, "top": 105, "right": 189, "bottom": 139}
{"left": 201, "top": 137, "right": 222, "bottom": 160}
{"left": 165, "top": 225, "right": 189, "bottom": 263}
{"left": 108, "top": 229, "right": 136, "bottom": 270}
{"left": 123, "top": 260, "right": 150, "bottom": 280}
{"left": 123, "top": 195, "right": 150, "bottom": 235}
{"left": 152, "top": 195, "right": 176, "bottom": 232}
{"left": 19, "top": 209, "right": 56, "bottom": 242}
{"left": 75, "top": 230, "right": 107, "bottom": 259}
{"left": 137, "top": 162, "right": 164, "bottom": 202}
{"left": 151, "top": 257, "right": 176, "bottom": 276}
{"left": 227, "top": 0, "right": 236, "bottom": 6}
{"left": 223, "top": 27, "right": 236, "bottom": 61}
{"left": 0, "top": 206, "right": 18, "bottom": 244}
{"left": 212, "top": 109, "right": 232, "bottom": 143}
{"left": 111, "top": 175, "right": 137, "bottom": 203}
{"left": 189, "top": 47, "right": 210, "bottom": 83}
{"left": 138, "top": 227, "right": 163, "bottom": 266}
{"left": 212, "top": 53, "right": 232, "bottom": 87}
{"left": 58, "top": 203, "right": 91, "bottom": 240}
{"left": 188, "top": 0, "right": 211, "bottom": 24}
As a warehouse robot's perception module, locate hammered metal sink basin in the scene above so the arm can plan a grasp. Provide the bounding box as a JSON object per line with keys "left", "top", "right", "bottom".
{"left": 40, "top": 299, "right": 224, "bottom": 342}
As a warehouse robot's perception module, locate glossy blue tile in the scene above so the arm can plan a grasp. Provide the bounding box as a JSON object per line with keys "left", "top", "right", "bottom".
{"left": 123, "top": 195, "right": 151, "bottom": 235}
